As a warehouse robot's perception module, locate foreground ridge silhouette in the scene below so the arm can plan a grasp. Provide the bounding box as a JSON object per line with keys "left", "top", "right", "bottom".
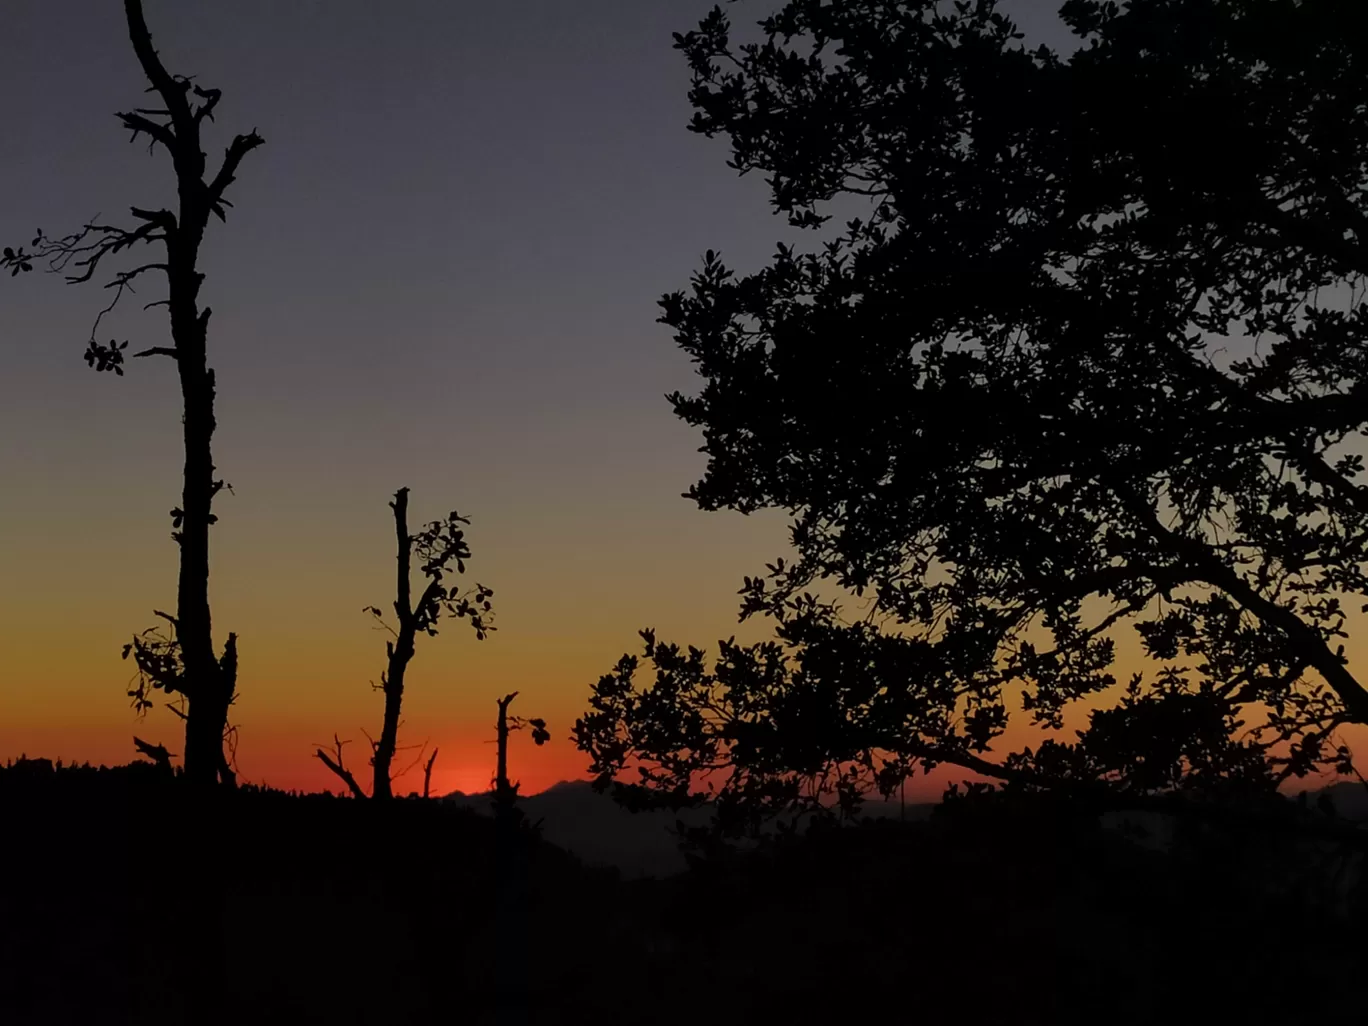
{"left": 2, "top": 757, "right": 1368, "bottom": 1024}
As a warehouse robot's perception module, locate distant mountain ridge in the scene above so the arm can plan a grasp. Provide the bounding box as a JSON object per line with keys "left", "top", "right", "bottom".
{"left": 444, "top": 777, "right": 1368, "bottom": 878}
{"left": 442, "top": 780, "right": 936, "bottom": 878}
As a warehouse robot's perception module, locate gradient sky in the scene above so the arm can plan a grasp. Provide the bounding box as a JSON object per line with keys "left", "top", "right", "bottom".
{"left": 0, "top": 2, "right": 1144, "bottom": 797}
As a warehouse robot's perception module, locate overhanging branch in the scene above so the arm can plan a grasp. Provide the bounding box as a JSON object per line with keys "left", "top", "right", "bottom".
{"left": 1124, "top": 492, "right": 1368, "bottom": 723}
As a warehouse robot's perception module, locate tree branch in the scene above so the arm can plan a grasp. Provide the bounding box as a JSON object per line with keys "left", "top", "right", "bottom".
{"left": 1125, "top": 494, "right": 1368, "bottom": 723}
{"left": 206, "top": 132, "right": 265, "bottom": 215}
{"left": 192, "top": 84, "right": 221, "bottom": 125}
{"left": 1284, "top": 442, "right": 1368, "bottom": 519}
{"left": 116, "top": 110, "right": 175, "bottom": 153}
{"left": 133, "top": 735, "right": 175, "bottom": 772}
{"left": 314, "top": 734, "right": 367, "bottom": 799}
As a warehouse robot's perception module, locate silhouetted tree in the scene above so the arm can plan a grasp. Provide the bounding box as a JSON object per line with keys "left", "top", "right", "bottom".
{"left": 492, "top": 691, "right": 550, "bottom": 823}
{"left": 3, "top": 0, "right": 261, "bottom": 788}
{"left": 577, "top": 0, "right": 1368, "bottom": 825}
{"left": 423, "top": 747, "right": 439, "bottom": 799}
{"left": 489, "top": 690, "right": 548, "bottom": 1026}
{"left": 316, "top": 488, "right": 494, "bottom": 799}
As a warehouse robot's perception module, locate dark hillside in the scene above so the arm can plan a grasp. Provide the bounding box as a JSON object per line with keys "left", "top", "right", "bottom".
{"left": 3, "top": 760, "right": 1367, "bottom": 1025}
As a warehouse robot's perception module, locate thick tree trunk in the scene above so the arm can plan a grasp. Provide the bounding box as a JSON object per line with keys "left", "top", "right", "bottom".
{"left": 171, "top": 243, "right": 234, "bottom": 788}
{"left": 178, "top": 351, "right": 221, "bottom": 786}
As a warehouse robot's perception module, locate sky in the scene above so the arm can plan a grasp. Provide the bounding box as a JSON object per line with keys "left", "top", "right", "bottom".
{"left": 0, "top": 1, "right": 1146, "bottom": 798}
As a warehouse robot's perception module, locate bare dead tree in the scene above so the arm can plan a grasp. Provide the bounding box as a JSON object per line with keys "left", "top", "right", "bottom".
{"left": 3, "top": 0, "right": 261, "bottom": 789}
{"left": 316, "top": 488, "right": 494, "bottom": 799}
{"left": 423, "top": 748, "right": 439, "bottom": 799}
{"left": 492, "top": 691, "right": 549, "bottom": 822}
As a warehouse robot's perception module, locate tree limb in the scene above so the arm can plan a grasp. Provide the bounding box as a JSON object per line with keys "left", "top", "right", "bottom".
{"left": 1126, "top": 494, "right": 1368, "bottom": 723}
{"left": 133, "top": 735, "right": 175, "bottom": 772}
{"left": 116, "top": 110, "right": 175, "bottom": 153}
{"left": 207, "top": 132, "right": 264, "bottom": 211}
{"left": 314, "top": 734, "right": 367, "bottom": 799}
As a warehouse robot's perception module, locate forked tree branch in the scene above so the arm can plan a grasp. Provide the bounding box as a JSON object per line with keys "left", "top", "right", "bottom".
{"left": 314, "top": 734, "right": 367, "bottom": 800}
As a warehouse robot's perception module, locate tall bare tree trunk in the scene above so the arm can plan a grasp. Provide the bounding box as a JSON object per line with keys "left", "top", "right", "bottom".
{"left": 171, "top": 238, "right": 226, "bottom": 788}
{"left": 121, "top": 0, "right": 260, "bottom": 789}
{"left": 495, "top": 692, "right": 515, "bottom": 805}
{"left": 371, "top": 488, "right": 420, "bottom": 799}
{"left": 493, "top": 690, "right": 529, "bottom": 1023}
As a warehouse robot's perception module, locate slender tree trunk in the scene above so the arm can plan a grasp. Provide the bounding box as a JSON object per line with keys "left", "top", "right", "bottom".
{"left": 371, "top": 648, "right": 409, "bottom": 799}
{"left": 494, "top": 691, "right": 520, "bottom": 819}
{"left": 494, "top": 691, "right": 527, "bottom": 1023}
{"left": 423, "top": 748, "right": 438, "bottom": 799}
{"left": 496, "top": 697, "right": 511, "bottom": 795}
{"left": 371, "top": 488, "right": 417, "bottom": 799}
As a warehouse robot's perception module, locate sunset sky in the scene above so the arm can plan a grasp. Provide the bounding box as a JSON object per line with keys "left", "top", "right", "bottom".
{"left": 9, "top": 0, "right": 1307, "bottom": 800}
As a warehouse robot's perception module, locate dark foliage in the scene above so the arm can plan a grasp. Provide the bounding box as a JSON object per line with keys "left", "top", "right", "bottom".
{"left": 578, "top": 0, "right": 1368, "bottom": 829}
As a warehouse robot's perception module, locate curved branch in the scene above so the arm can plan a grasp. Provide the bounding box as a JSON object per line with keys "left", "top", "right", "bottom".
{"left": 192, "top": 85, "right": 222, "bottom": 125}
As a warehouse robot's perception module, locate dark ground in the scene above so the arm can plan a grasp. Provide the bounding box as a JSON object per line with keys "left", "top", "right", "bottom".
{"left": 1, "top": 759, "right": 1364, "bottom": 1025}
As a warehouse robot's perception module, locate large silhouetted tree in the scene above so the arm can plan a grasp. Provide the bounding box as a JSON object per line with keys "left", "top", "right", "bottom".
{"left": 576, "top": 0, "right": 1368, "bottom": 827}
{"left": 316, "top": 488, "right": 494, "bottom": 799}
{"left": 3, "top": 0, "right": 261, "bottom": 788}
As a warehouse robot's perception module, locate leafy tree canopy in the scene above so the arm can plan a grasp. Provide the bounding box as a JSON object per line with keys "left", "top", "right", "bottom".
{"left": 576, "top": 0, "right": 1368, "bottom": 829}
